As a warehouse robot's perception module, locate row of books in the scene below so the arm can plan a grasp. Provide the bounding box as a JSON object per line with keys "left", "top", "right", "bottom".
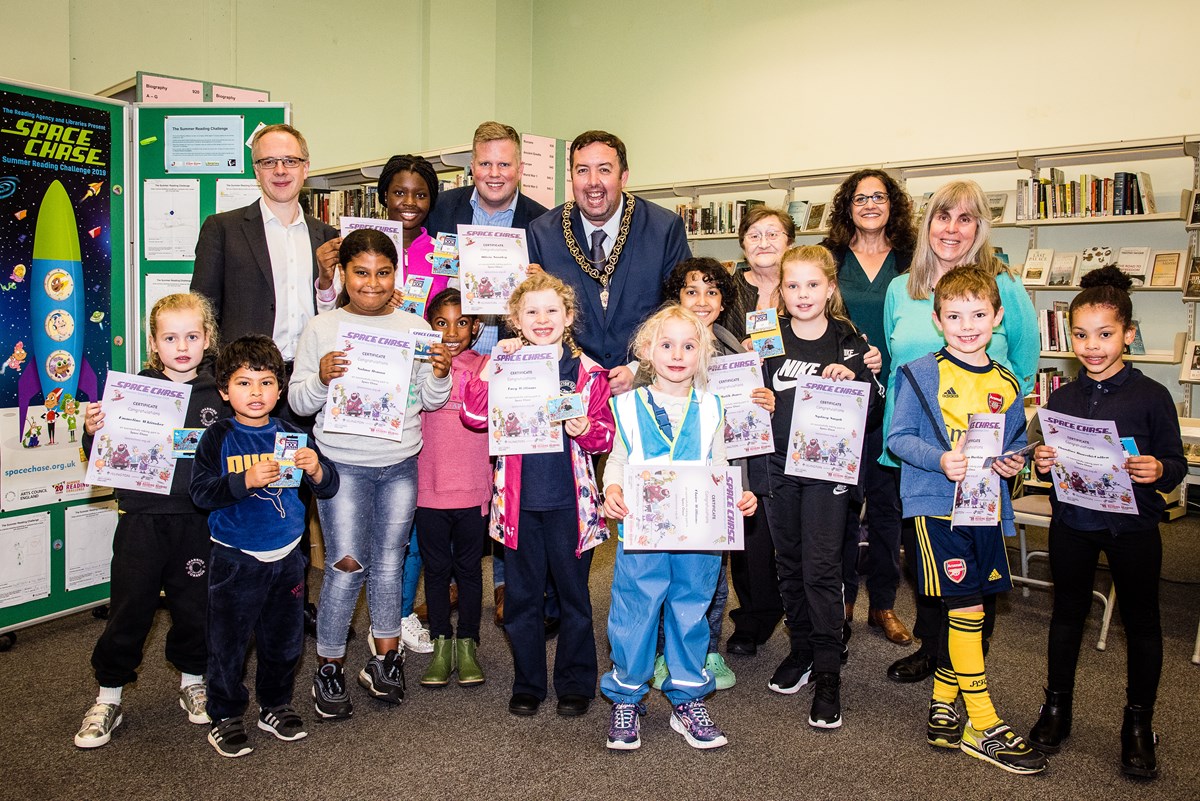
{"left": 1028, "top": 366, "right": 1073, "bottom": 407}
{"left": 305, "top": 173, "right": 469, "bottom": 227}
{"left": 1039, "top": 301, "right": 1146, "bottom": 355}
{"left": 1021, "top": 246, "right": 1190, "bottom": 289}
{"left": 676, "top": 199, "right": 765, "bottom": 235}
{"left": 306, "top": 187, "right": 380, "bottom": 226}
{"left": 1015, "top": 169, "right": 1156, "bottom": 221}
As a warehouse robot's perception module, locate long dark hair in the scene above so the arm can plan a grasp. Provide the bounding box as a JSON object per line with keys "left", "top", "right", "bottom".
{"left": 823, "top": 169, "right": 916, "bottom": 255}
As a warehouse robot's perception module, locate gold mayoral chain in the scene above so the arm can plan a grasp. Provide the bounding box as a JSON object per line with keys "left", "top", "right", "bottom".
{"left": 561, "top": 192, "right": 635, "bottom": 309}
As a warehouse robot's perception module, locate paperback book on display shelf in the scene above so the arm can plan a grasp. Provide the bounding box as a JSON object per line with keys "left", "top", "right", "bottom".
{"left": 1078, "top": 245, "right": 1115, "bottom": 283}
{"left": 803, "top": 203, "right": 828, "bottom": 233}
{"left": 1047, "top": 253, "right": 1077, "bottom": 287}
{"left": 1185, "top": 257, "right": 1200, "bottom": 301}
{"left": 1021, "top": 248, "right": 1054, "bottom": 286}
{"left": 787, "top": 200, "right": 810, "bottom": 230}
{"left": 985, "top": 191, "right": 1009, "bottom": 224}
{"left": 1125, "top": 321, "right": 1146, "bottom": 356}
{"left": 1188, "top": 190, "right": 1200, "bottom": 229}
{"left": 1181, "top": 341, "right": 1200, "bottom": 383}
{"left": 1149, "top": 250, "right": 1186, "bottom": 288}
{"left": 1115, "top": 246, "right": 1152, "bottom": 287}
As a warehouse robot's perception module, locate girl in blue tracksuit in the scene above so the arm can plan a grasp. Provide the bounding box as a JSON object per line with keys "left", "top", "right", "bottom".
{"left": 600, "top": 305, "right": 757, "bottom": 752}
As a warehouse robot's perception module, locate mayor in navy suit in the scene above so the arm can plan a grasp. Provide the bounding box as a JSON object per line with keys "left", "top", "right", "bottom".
{"left": 191, "top": 123, "right": 339, "bottom": 364}
{"left": 527, "top": 130, "right": 690, "bottom": 393}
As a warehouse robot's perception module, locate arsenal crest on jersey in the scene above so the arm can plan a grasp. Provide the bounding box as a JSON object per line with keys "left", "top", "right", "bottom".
{"left": 987, "top": 392, "right": 1003, "bottom": 413}
{"left": 943, "top": 558, "right": 967, "bottom": 583}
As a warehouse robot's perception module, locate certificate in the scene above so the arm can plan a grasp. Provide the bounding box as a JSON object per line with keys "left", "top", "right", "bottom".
{"left": 339, "top": 217, "right": 406, "bottom": 268}
{"left": 323, "top": 322, "right": 416, "bottom": 442}
{"left": 84, "top": 371, "right": 190, "bottom": 495}
{"left": 708, "top": 353, "right": 773, "bottom": 458}
{"left": 487, "top": 346, "right": 561, "bottom": 456}
{"left": 1038, "top": 409, "right": 1138, "bottom": 515}
{"left": 623, "top": 464, "right": 744, "bottom": 551}
{"left": 783, "top": 376, "right": 869, "bottom": 483}
{"left": 458, "top": 224, "right": 530, "bottom": 314}
{"left": 951, "top": 413, "right": 1004, "bottom": 527}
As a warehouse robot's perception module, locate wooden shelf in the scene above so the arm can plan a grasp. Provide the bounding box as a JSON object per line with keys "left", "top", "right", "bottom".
{"left": 1026, "top": 283, "right": 1186, "bottom": 292}
{"left": 1039, "top": 332, "right": 1187, "bottom": 365}
{"left": 1013, "top": 209, "right": 1186, "bottom": 227}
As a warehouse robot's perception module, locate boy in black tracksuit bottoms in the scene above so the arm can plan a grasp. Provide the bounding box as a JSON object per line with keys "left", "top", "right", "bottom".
{"left": 191, "top": 336, "right": 338, "bottom": 758}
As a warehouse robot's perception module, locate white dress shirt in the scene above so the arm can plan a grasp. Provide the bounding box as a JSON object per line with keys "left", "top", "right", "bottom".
{"left": 260, "top": 198, "right": 316, "bottom": 360}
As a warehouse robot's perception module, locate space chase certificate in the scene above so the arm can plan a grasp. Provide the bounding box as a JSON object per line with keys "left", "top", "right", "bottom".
{"left": 84, "top": 371, "right": 190, "bottom": 494}
{"left": 1038, "top": 409, "right": 1138, "bottom": 515}
{"left": 623, "top": 464, "right": 744, "bottom": 551}
{"left": 322, "top": 322, "right": 415, "bottom": 442}
{"left": 783, "top": 376, "right": 869, "bottom": 483}
{"left": 951, "top": 413, "right": 1004, "bottom": 527}
{"left": 458, "top": 224, "right": 529, "bottom": 314}
{"left": 708, "top": 353, "right": 773, "bottom": 458}
{"left": 487, "top": 345, "right": 561, "bottom": 456}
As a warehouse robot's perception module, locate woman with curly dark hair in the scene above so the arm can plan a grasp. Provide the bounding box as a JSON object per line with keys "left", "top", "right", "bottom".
{"left": 819, "top": 169, "right": 916, "bottom": 651}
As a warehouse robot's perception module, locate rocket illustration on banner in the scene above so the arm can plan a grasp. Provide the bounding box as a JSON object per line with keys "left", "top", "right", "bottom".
{"left": 18, "top": 180, "right": 98, "bottom": 434}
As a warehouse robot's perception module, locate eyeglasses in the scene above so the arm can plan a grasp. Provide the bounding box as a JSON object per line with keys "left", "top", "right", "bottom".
{"left": 745, "top": 230, "right": 786, "bottom": 244}
{"left": 852, "top": 192, "right": 889, "bottom": 206}
{"left": 253, "top": 156, "right": 308, "bottom": 170}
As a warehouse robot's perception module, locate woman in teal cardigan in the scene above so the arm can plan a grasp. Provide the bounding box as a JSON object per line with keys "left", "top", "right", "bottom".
{"left": 879, "top": 179, "right": 1039, "bottom": 684}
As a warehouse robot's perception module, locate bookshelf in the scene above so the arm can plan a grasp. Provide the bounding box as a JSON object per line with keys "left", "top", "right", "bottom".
{"left": 631, "top": 135, "right": 1200, "bottom": 416}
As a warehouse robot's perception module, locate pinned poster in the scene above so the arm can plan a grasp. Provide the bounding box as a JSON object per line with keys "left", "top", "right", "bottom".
{"left": 0, "top": 512, "right": 51, "bottom": 608}
{"left": 64, "top": 501, "right": 118, "bottom": 592}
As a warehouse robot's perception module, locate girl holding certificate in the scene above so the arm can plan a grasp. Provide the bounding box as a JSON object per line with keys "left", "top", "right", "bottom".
{"left": 459, "top": 273, "right": 615, "bottom": 720}
{"left": 600, "top": 305, "right": 758, "bottom": 751}
{"left": 75, "top": 293, "right": 227, "bottom": 749}
{"left": 289, "top": 229, "right": 452, "bottom": 720}
{"left": 760, "top": 245, "right": 882, "bottom": 730}
{"left": 1027, "top": 267, "right": 1186, "bottom": 779}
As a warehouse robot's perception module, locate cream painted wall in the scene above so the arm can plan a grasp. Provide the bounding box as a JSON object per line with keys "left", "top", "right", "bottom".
{"left": 0, "top": 0, "right": 71, "bottom": 91}
{"left": 529, "top": 0, "right": 1200, "bottom": 186}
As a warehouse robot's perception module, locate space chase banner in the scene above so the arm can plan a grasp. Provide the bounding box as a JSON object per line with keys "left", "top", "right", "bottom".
{"left": 0, "top": 83, "right": 124, "bottom": 511}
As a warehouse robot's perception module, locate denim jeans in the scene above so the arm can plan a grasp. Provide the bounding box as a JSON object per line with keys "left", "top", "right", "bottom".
{"left": 206, "top": 544, "right": 305, "bottom": 721}
{"left": 315, "top": 458, "right": 417, "bottom": 659}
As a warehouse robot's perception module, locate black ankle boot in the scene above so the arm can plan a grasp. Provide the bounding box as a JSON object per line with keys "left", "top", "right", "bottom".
{"left": 1121, "top": 704, "right": 1158, "bottom": 779}
{"left": 1028, "top": 688, "right": 1072, "bottom": 753}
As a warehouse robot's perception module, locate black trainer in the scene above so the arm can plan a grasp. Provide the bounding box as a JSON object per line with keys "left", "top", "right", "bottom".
{"left": 208, "top": 716, "right": 253, "bottom": 758}
{"left": 358, "top": 649, "right": 406, "bottom": 704}
{"left": 767, "top": 651, "right": 813, "bottom": 695}
{"left": 312, "top": 662, "right": 353, "bottom": 720}
{"left": 257, "top": 704, "right": 308, "bottom": 741}
{"left": 809, "top": 671, "right": 842, "bottom": 729}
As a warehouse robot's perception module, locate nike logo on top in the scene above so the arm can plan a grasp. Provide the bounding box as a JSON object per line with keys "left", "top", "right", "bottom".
{"left": 772, "top": 359, "right": 821, "bottom": 392}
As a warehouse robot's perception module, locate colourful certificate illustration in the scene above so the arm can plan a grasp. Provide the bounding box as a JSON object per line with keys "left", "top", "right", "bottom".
{"left": 1038, "top": 409, "right": 1138, "bottom": 515}
{"left": 783, "top": 376, "right": 869, "bottom": 483}
{"left": 487, "top": 345, "right": 560, "bottom": 456}
{"left": 458, "top": 224, "right": 529, "bottom": 315}
{"left": 84, "top": 371, "right": 190, "bottom": 494}
{"left": 322, "top": 322, "right": 415, "bottom": 442}
{"left": 623, "top": 464, "right": 744, "bottom": 551}
{"left": 745, "top": 308, "right": 784, "bottom": 359}
{"left": 268, "top": 431, "right": 306, "bottom": 488}
{"left": 708, "top": 352, "right": 773, "bottom": 458}
{"left": 951, "top": 413, "right": 1003, "bottom": 527}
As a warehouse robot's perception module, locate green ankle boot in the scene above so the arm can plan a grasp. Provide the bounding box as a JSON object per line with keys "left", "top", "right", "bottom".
{"left": 455, "top": 637, "right": 485, "bottom": 686}
{"left": 420, "top": 636, "right": 454, "bottom": 687}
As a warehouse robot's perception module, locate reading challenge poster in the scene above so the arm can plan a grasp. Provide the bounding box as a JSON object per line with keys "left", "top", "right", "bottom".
{"left": 0, "top": 83, "right": 125, "bottom": 511}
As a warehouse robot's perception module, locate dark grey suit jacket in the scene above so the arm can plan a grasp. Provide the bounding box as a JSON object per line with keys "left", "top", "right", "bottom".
{"left": 424, "top": 185, "right": 549, "bottom": 239}
{"left": 191, "top": 201, "right": 338, "bottom": 345}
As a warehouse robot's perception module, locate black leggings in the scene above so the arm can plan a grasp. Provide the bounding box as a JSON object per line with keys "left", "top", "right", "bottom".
{"left": 1046, "top": 521, "right": 1162, "bottom": 707}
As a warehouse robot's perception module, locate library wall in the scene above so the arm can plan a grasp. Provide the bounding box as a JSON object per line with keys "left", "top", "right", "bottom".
{"left": 529, "top": 0, "right": 1200, "bottom": 186}
{"left": 0, "top": 0, "right": 71, "bottom": 90}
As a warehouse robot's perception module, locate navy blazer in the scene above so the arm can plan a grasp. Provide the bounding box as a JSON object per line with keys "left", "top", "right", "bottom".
{"left": 424, "top": 185, "right": 549, "bottom": 238}
{"left": 191, "top": 201, "right": 338, "bottom": 345}
{"left": 527, "top": 195, "right": 691, "bottom": 367}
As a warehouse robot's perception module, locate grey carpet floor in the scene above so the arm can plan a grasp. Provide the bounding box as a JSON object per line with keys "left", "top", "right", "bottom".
{"left": 2, "top": 516, "right": 1198, "bottom": 801}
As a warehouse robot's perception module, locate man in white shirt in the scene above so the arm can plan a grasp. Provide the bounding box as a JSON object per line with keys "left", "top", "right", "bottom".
{"left": 192, "top": 123, "right": 340, "bottom": 372}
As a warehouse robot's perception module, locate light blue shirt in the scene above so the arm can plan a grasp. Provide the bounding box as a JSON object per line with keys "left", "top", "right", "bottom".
{"left": 469, "top": 188, "right": 518, "bottom": 228}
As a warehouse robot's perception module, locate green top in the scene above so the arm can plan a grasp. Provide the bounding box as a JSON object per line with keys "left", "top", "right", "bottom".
{"left": 837, "top": 249, "right": 901, "bottom": 377}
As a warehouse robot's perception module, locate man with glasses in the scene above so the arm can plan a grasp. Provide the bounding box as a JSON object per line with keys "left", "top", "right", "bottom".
{"left": 192, "top": 123, "right": 339, "bottom": 365}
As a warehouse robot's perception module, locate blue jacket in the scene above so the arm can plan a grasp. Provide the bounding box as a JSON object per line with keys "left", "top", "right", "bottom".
{"left": 887, "top": 351, "right": 1026, "bottom": 536}
{"left": 424, "top": 186, "right": 549, "bottom": 239}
